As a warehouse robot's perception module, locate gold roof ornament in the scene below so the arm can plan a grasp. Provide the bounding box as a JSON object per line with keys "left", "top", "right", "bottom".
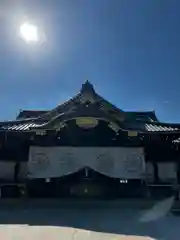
{"left": 128, "top": 131, "right": 138, "bottom": 137}
{"left": 76, "top": 117, "right": 98, "bottom": 129}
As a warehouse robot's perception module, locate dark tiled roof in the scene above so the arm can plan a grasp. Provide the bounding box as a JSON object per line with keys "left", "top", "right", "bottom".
{"left": 37, "top": 81, "right": 124, "bottom": 121}
{"left": 16, "top": 110, "right": 49, "bottom": 120}
{"left": 126, "top": 111, "right": 158, "bottom": 122}
{"left": 15, "top": 82, "right": 157, "bottom": 124}
{"left": 0, "top": 82, "right": 180, "bottom": 133}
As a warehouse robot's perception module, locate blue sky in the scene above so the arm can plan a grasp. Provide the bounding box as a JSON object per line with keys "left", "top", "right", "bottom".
{"left": 1, "top": 0, "right": 180, "bottom": 122}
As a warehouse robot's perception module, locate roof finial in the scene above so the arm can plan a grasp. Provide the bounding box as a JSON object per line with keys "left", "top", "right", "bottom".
{"left": 81, "top": 80, "right": 95, "bottom": 93}
{"left": 85, "top": 79, "right": 89, "bottom": 83}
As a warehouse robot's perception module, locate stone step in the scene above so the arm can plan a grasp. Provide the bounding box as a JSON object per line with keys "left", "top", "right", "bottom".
{"left": 0, "top": 198, "right": 161, "bottom": 209}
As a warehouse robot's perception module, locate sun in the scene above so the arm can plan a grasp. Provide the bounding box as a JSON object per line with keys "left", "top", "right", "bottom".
{"left": 19, "top": 22, "right": 39, "bottom": 43}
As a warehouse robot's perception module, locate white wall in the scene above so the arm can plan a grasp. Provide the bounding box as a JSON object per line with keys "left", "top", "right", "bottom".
{"left": 0, "top": 162, "right": 15, "bottom": 180}
{"left": 158, "top": 162, "right": 177, "bottom": 181}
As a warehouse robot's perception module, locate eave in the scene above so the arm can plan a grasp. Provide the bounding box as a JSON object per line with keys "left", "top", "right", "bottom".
{"left": 1, "top": 117, "right": 180, "bottom": 135}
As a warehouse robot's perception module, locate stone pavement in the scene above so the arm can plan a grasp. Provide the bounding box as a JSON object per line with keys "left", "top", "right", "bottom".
{"left": 0, "top": 225, "right": 154, "bottom": 240}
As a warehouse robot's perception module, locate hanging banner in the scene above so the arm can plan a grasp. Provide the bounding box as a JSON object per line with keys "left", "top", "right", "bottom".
{"left": 28, "top": 146, "right": 145, "bottom": 179}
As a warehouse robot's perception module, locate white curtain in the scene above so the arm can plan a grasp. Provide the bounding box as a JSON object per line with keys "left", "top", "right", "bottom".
{"left": 0, "top": 162, "right": 15, "bottom": 180}
{"left": 28, "top": 146, "right": 145, "bottom": 179}
{"left": 158, "top": 162, "right": 177, "bottom": 181}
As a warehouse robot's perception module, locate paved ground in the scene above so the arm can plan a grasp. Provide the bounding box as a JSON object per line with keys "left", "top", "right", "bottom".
{"left": 0, "top": 225, "right": 154, "bottom": 240}
{"left": 0, "top": 202, "right": 179, "bottom": 240}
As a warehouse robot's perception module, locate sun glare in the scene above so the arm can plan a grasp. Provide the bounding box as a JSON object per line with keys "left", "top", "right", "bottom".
{"left": 19, "top": 22, "right": 39, "bottom": 43}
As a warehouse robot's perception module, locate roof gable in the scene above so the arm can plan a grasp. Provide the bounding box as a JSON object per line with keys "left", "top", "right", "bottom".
{"left": 14, "top": 81, "right": 159, "bottom": 128}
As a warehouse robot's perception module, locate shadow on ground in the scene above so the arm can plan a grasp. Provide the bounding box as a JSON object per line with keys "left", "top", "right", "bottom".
{"left": 0, "top": 200, "right": 179, "bottom": 239}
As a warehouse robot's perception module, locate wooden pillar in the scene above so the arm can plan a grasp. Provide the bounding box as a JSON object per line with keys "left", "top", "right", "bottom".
{"left": 153, "top": 162, "right": 159, "bottom": 183}
{"left": 143, "top": 162, "right": 151, "bottom": 199}
{"left": 177, "top": 162, "right": 180, "bottom": 184}
{"left": 175, "top": 161, "right": 180, "bottom": 200}
{"left": 14, "top": 162, "right": 20, "bottom": 182}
